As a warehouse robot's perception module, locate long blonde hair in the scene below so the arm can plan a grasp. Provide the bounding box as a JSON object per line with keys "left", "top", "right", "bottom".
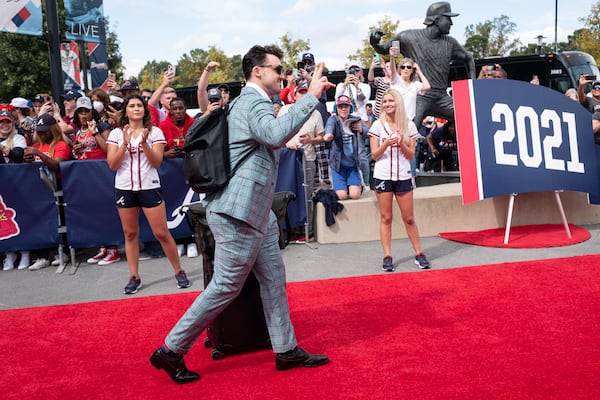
{"left": 1, "top": 122, "right": 18, "bottom": 150}
{"left": 378, "top": 89, "right": 410, "bottom": 146}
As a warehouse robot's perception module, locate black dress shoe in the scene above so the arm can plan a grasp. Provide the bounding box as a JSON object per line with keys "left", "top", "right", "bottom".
{"left": 149, "top": 348, "right": 201, "bottom": 384}
{"left": 275, "top": 346, "right": 329, "bottom": 371}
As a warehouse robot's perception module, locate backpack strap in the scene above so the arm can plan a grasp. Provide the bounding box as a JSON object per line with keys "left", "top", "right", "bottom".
{"left": 225, "top": 101, "right": 258, "bottom": 178}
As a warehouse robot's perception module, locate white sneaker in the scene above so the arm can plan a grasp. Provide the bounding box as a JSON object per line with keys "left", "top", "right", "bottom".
{"left": 177, "top": 244, "right": 185, "bottom": 257}
{"left": 51, "top": 253, "right": 70, "bottom": 266}
{"left": 29, "top": 258, "right": 49, "bottom": 271}
{"left": 139, "top": 251, "right": 152, "bottom": 261}
{"left": 3, "top": 252, "right": 17, "bottom": 271}
{"left": 186, "top": 243, "right": 199, "bottom": 258}
{"left": 17, "top": 251, "right": 30, "bottom": 270}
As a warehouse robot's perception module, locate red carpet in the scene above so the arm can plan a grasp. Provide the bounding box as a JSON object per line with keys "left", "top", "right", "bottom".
{"left": 2, "top": 256, "right": 599, "bottom": 400}
{"left": 439, "top": 223, "right": 591, "bottom": 248}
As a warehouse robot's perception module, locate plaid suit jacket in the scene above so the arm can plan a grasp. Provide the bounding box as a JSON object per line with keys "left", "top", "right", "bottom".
{"left": 206, "top": 84, "right": 319, "bottom": 232}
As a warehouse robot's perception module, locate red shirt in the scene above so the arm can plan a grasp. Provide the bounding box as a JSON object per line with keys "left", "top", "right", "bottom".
{"left": 150, "top": 106, "right": 159, "bottom": 126}
{"left": 158, "top": 113, "right": 195, "bottom": 150}
{"left": 33, "top": 140, "right": 71, "bottom": 161}
{"left": 280, "top": 84, "right": 296, "bottom": 105}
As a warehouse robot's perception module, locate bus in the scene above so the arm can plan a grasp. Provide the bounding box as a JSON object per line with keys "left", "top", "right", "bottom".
{"left": 449, "top": 51, "right": 600, "bottom": 93}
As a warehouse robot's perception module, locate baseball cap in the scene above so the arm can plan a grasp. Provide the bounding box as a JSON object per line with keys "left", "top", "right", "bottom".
{"left": 302, "top": 52, "right": 315, "bottom": 64}
{"left": 120, "top": 79, "right": 140, "bottom": 91}
{"left": 109, "top": 95, "right": 124, "bottom": 104}
{"left": 217, "top": 84, "right": 230, "bottom": 93}
{"left": 10, "top": 97, "right": 30, "bottom": 108}
{"left": 336, "top": 95, "right": 352, "bottom": 106}
{"left": 0, "top": 110, "right": 13, "bottom": 122}
{"left": 36, "top": 113, "right": 57, "bottom": 132}
{"left": 424, "top": 1, "right": 459, "bottom": 24}
{"left": 60, "top": 90, "right": 81, "bottom": 100}
{"left": 207, "top": 88, "right": 222, "bottom": 102}
{"left": 76, "top": 96, "right": 93, "bottom": 111}
{"left": 295, "top": 81, "right": 309, "bottom": 94}
{"left": 592, "top": 80, "right": 600, "bottom": 86}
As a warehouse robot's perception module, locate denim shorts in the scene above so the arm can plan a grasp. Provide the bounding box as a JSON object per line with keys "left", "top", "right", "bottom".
{"left": 114, "top": 188, "right": 164, "bottom": 208}
{"left": 331, "top": 165, "right": 362, "bottom": 190}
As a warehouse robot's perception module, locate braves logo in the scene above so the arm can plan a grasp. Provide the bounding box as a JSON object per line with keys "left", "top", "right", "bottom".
{"left": 0, "top": 195, "right": 20, "bottom": 240}
{"left": 375, "top": 181, "right": 386, "bottom": 191}
{"left": 167, "top": 188, "right": 203, "bottom": 230}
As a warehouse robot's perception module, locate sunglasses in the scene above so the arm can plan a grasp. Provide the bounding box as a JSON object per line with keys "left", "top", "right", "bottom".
{"left": 348, "top": 67, "right": 361, "bottom": 73}
{"left": 593, "top": 86, "right": 600, "bottom": 90}
{"left": 399, "top": 65, "right": 414, "bottom": 70}
{"left": 260, "top": 64, "right": 284, "bottom": 75}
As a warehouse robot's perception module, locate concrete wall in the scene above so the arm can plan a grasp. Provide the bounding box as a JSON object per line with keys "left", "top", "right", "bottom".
{"left": 314, "top": 183, "right": 600, "bottom": 244}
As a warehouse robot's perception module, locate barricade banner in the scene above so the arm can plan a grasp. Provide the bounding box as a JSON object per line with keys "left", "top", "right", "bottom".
{"left": 60, "top": 158, "right": 200, "bottom": 248}
{"left": 1, "top": 155, "right": 304, "bottom": 252}
{"left": 0, "top": 164, "right": 60, "bottom": 252}
{"left": 452, "top": 79, "right": 600, "bottom": 204}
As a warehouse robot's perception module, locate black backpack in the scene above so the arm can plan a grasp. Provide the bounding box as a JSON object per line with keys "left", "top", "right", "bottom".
{"left": 182, "top": 104, "right": 254, "bottom": 193}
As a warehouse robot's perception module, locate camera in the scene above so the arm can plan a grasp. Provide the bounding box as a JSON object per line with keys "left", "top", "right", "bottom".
{"left": 297, "top": 61, "right": 305, "bottom": 70}
{"left": 585, "top": 74, "right": 597, "bottom": 81}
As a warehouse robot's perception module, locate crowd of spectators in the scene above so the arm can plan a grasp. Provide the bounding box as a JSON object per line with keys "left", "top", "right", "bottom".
{"left": 2, "top": 43, "right": 596, "bottom": 274}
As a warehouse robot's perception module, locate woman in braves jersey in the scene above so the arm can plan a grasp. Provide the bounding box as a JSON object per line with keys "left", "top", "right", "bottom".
{"left": 368, "top": 89, "right": 430, "bottom": 272}
{"left": 106, "top": 94, "right": 190, "bottom": 294}
{"left": 71, "top": 96, "right": 111, "bottom": 160}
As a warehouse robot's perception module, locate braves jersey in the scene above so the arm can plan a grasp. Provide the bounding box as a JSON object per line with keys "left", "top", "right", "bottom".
{"left": 106, "top": 126, "right": 166, "bottom": 191}
{"left": 369, "top": 120, "right": 418, "bottom": 181}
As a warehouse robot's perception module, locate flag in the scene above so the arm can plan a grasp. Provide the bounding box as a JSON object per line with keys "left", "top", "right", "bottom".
{"left": 62, "top": 41, "right": 82, "bottom": 91}
{"left": 0, "top": 0, "right": 42, "bottom": 36}
{"left": 65, "top": 0, "right": 106, "bottom": 43}
{"left": 87, "top": 42, "right": 109, "bottom": 89}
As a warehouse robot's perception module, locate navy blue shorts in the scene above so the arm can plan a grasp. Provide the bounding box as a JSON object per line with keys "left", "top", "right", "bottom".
{"left": 373, "top": 178, "right": 413, "bottom": 193}
{"left": 114, "top": 188, "right": 164, "bottom": 208}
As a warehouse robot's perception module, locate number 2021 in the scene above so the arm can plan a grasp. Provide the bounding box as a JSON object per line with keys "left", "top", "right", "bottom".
{"left": 491, "top": 104, "right": 585, "bottom": 173}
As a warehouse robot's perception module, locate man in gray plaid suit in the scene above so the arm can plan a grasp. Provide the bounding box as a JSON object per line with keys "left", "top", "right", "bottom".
{"left": 150, "top": 45, "right": 334, "bottom": 384}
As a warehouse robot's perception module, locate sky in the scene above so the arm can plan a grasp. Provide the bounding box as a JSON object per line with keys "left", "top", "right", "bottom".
{"left": 102, "top": 0, "right": 597, "bottom": 78}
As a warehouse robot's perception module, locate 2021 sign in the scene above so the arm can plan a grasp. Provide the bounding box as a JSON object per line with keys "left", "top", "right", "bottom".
{"left": 491, "top": 104, "right": 584, "bottom": 173}
{"left": 452, "top": 79, "right": 600, "bottom": 204}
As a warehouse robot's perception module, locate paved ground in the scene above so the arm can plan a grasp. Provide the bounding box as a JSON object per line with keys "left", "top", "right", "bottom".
{"left": 1, "top": 224, "right": 598, "bottom": 310}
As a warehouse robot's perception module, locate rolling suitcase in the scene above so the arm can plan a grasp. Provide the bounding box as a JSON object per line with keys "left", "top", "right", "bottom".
{"left": 183, "top": 202, "right": 272, "bottom": 360}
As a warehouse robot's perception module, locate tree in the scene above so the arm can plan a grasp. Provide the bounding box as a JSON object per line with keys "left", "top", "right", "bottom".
{"left": 576, "top": 1, "right": 600, "bottom": 63}
{"left": 464, "top": 15, "right": 521, "bottom": 58}
{"left": 349, "top": 15, "right": 400, "bottom": 68}
{"left": 278, "top": 33, "right": 310, "bottom": 71}
{"left": 166, "top": 46, "right": 243, "bottom": 88}
{"left": 137, "top": 61, "right": 170, "bottom": 90}
{"left": 0, "top": 32, "right": 51, "bottom": 101}
{"left": 105, "top": 23, "right": 123, "bottom": 80}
